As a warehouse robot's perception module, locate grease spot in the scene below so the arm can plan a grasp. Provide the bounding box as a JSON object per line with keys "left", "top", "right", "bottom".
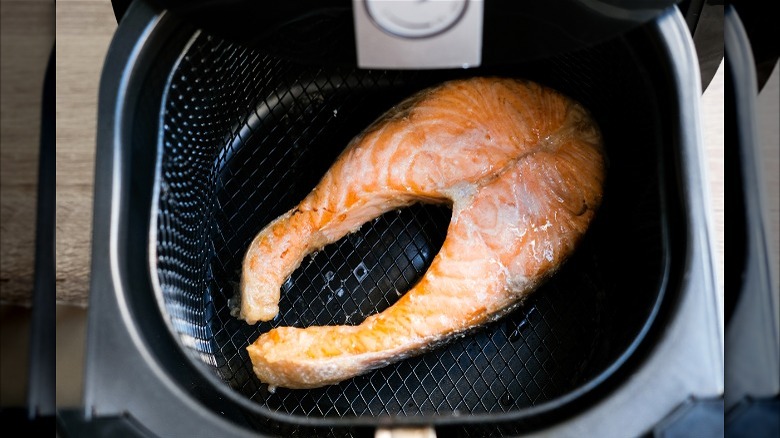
{"left": 324, "top": 271, "right": 335, "bottom": 282}
{"left": 353, "top": 263, "right": 368, "bottom": 282}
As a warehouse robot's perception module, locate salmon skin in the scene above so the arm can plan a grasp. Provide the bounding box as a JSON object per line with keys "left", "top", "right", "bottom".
{"left": 235, "top": 77, "right": 605, "bottom": 390}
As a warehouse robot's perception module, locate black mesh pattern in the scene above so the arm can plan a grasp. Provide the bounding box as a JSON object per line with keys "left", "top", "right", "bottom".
{"left": 154, "top": 25, "right": 667, "bottom": 424}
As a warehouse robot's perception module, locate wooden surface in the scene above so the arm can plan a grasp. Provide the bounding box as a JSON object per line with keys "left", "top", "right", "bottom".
{"left": 55, "top": 0, "right": 117, "bottom": 305}
{"left": 702, "top": 62, "right": 725, "bottom": 305}
{"left": 756, "top": 67, "right": 780, "bottom": 296}
{"left": 0, "top": 0, "right": 54, "bottom": 305}
{"left": 50, "top": 2, "right": 731, "bottom": 308}
{"left": 0, "top": 0, "right": 54, "bottom": 408}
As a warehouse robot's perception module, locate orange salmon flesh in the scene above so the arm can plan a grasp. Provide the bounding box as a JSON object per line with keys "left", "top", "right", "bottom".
{"left": 236, "top": 77, "right": 605, "bottom": 390}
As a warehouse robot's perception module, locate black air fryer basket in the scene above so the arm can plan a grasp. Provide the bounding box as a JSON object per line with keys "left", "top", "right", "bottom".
{"left": 60, "top": 1, "right": 723, "bottom": 437}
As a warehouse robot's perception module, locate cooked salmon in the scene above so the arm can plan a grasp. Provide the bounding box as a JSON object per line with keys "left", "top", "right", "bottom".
{"left": 237, "top": 77, "right": 605, "bottom": 390}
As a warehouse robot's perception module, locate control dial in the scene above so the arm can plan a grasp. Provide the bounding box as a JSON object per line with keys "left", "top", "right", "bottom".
{"left": 365, "top": 0, "right": 469, "bottom": 38}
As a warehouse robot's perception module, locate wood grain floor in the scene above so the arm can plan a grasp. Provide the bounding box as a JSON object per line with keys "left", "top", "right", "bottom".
{"left": 0, "top": 0, "right": 54, "bottom": 407}
{"left": 55, "top": 0, "right": 117, "bottom": 305}
{"left": 0, "top": 0, "right": 55, "bottom": 305}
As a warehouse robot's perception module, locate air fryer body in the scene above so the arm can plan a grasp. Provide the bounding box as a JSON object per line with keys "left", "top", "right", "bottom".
{"left": 58, "top": 1, "right": 722, "bottom": 437}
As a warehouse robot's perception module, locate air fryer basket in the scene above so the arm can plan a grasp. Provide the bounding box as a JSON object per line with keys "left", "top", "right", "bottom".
{"left": 149, "top": 8, "right": 683, "bottom": 428}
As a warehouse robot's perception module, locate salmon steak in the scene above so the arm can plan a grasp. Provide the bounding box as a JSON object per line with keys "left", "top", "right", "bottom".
{"left": 236, "top": 77, "right": 605, "bottom": 390}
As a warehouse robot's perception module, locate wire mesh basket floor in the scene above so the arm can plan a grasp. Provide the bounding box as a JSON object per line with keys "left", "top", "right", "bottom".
{"left": 154, "top": 28, "right": 668, "bottom": 420}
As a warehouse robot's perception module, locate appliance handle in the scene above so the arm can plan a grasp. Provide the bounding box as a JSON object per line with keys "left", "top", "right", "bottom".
{"left": 376, "top": 427, "right": 437, "bottom": 438}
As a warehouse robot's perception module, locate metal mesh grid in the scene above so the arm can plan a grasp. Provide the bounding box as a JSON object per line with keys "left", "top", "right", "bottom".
{"left": 154, "top": 23, "right": 667, "bottom": 423}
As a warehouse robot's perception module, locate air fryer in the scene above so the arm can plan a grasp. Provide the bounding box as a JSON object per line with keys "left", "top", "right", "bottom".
{"left": 56, "top": 1, "right": 723, "bottom": 437}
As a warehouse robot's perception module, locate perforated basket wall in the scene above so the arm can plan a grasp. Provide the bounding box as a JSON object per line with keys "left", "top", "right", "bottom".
{"left": 153, "top": 21, "right": 670, "bottom": 422}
